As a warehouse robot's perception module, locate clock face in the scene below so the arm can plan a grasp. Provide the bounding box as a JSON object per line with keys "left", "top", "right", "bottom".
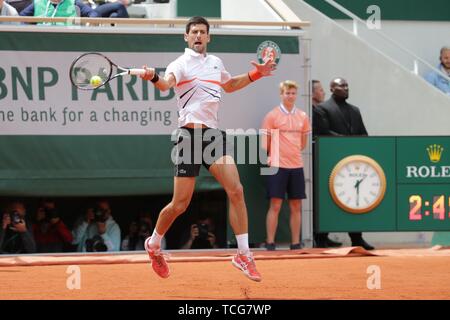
{"left": 329, "top": 155, "right": 386, "bottom": 214}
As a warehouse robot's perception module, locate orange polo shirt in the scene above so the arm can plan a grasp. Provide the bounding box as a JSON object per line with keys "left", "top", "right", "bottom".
{"left": 261, "top": 104, "right": 311, "bottom": 168}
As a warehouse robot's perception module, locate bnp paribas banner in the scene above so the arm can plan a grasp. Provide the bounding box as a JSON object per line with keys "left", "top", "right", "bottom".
{"left": 0, "top": 29, "right": 305, "bottom": 135}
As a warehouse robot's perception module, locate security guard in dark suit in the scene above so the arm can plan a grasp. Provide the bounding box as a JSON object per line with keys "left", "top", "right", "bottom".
{"left": 313, "top": 78, "right": 374, "bottom": 250}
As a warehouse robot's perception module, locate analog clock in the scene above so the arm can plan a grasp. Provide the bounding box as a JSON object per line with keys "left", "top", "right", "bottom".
{"left": 329, "top": 155, "right": 387, "bottom": 214}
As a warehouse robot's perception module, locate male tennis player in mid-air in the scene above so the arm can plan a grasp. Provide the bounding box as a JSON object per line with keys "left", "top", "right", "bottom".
{"left": 140, "top": 16, "right": 276, "bottom": 282}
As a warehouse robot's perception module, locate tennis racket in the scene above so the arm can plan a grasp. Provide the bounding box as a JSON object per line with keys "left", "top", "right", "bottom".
{"left": 69, "top": 52, "right": 147, "bottom": 90}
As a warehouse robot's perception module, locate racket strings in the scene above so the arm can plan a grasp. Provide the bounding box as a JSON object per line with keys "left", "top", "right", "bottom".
{"left": 70, "top": 54, "right": 112, "bottom": 90}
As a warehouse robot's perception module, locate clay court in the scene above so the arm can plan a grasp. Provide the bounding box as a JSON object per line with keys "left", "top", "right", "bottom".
{"left": 1, "top": 247, "right": 449, "bottom": 300}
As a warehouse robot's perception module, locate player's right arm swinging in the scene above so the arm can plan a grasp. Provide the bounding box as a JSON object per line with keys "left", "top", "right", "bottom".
{"left": 140, "top": 67, "right": 176, "bottom": 91}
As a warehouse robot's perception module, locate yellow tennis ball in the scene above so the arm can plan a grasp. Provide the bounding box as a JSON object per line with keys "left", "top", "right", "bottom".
{"left": 90, "top": 75, "right": 102, "bottom": 87}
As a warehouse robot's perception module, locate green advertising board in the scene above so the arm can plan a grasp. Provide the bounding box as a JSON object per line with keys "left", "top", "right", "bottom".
{"left": 317, "top": 136, "right": 450, "bottom": 232}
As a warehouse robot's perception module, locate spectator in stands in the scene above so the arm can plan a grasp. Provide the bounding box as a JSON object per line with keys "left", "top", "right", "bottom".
{"left": 315, "top": 77, "right": 374, "bottom": 250}
{"left": 180, "top": 215, "right": 218, "bottom": 249}
{"left": 72, "top": 199, "right": 121, "bottom": 252}
{"left": 32, "top": 199, "right": 73, "bottom": 253}
{"left": 94, "top": 0, "right": 129, "bottom": 18}
{"left": 5, "top": 0, "right": 30, "bottom": 13}
{"left": 20, "top": 0, "right": 99, "bottom": 20}
{"left": 261, "top": 80, "right": 311, "bottom": 251}
{"left": 0, "top": 201, "right": 36, "bottom": 254}
{"left": 425, "top": 46, "right": 450, "bottom": 96}
{"left": 1, "top": 0, "right": 19, "bottom": 22}
{"left": 311, "top": 80, "right": 342, "bottom": 248}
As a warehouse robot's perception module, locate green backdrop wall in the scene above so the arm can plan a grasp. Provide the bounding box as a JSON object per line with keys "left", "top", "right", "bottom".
{"left": 177, "top": 0, "right": 221, "bottom": 18}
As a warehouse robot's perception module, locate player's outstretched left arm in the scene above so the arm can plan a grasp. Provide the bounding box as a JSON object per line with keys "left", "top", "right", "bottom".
{"left": 221, "top": 58, "right": 276, "bottom": 93}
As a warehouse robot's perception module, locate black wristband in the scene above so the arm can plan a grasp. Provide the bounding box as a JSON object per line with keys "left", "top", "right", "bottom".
{"left": 151, "top": 73, "right": 159, "bottom": 83}
{"left": 247, "top": 72, "right": 254, "bottom": 82}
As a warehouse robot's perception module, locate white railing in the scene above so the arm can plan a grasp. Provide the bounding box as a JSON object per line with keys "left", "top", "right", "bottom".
{"left": 0, "top": 16, "right": 310, "bottom": 28}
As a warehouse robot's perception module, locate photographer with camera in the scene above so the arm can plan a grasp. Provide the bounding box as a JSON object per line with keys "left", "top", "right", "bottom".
{"left": 0, "top": 201, "right": 36, "bottom": 254}
{"left": 32, "top": 200, "right": 73, "bottom": 253}
{"left": 180, "top": 216, "right": 218, "bottom": 250}
{"left": 72, "top": 199, "right": 121, "bottom": 252}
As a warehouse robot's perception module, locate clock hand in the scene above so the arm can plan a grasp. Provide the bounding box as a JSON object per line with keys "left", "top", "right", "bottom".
{"left": 354, "top": 176, "right": 367, "bottom": 189}
{"left": 355, "top": 175, "right": 368, "bottom": 207}
{"left": 356, "top": 184, "right": 360, "bottom": 207}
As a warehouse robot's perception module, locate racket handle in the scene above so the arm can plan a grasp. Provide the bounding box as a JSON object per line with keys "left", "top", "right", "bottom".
{"left": 128, "top": 68, "right": 147, "bottom": 76}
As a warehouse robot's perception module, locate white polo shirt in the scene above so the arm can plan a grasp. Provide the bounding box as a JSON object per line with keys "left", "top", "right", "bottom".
{"left": 166, "top": 48, "right": 232, "bottom": 129}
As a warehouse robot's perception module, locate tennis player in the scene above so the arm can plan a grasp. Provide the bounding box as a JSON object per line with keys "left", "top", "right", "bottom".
{"left": 140, "top": 16, "right": 276, "bottom": 282}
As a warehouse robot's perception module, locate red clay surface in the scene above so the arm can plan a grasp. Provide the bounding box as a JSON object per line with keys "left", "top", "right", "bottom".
{"left": 1, "top": 248, "right": 449, "bottom": 300}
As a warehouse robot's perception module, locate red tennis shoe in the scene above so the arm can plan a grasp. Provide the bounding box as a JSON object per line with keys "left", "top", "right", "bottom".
{"left": 145, "top": 238, "right": 170, "bottom": 279}
{"left": 232, "top": 251, "right": 262, "bottom": 282}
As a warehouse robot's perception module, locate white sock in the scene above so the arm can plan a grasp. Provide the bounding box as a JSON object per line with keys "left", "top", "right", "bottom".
{"left": 149, "top": 229, "right": 163, "bottom": 248}
{"left": 236, "top": 233, "right": 250, "bottom": 254}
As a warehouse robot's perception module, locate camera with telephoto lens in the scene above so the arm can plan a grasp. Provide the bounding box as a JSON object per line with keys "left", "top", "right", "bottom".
{"left": 85, "top": 235, "right": 107, "bottom": 252}
{"left": 9, "top": 211, "right": 22, "bottom": 225}
{"left": 197, "top": 223, "right": 209, "bottom": 240}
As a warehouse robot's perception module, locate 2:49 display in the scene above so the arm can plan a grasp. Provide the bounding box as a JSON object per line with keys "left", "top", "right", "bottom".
{"left": 409, "top": 195, "right": 450, "bottom": 221}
